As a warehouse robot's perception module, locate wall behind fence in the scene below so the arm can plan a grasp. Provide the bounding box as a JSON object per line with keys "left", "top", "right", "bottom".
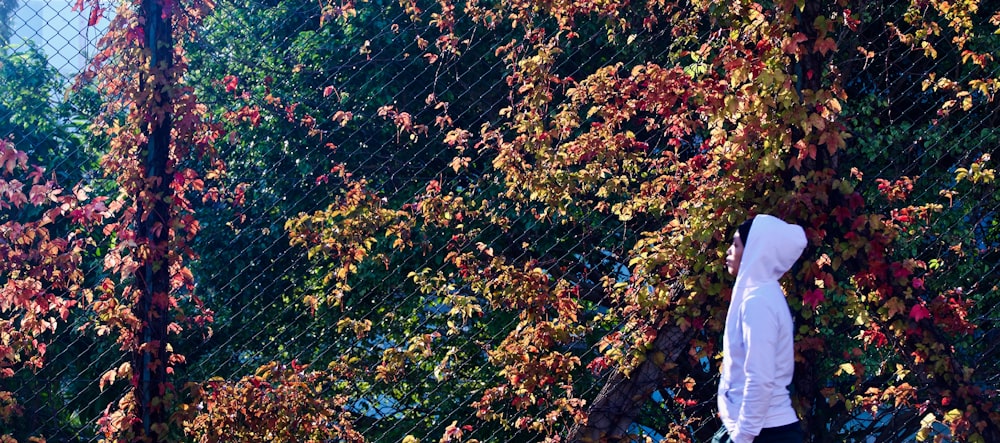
{"left": 1, "top": 0, "right": 998, "bottom": 442}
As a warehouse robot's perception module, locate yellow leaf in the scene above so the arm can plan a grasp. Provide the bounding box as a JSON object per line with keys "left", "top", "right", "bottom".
{"left": 921, "top": 41, "right": 938, "bottom": 58}
{"left": 920, "top": 412, "right": 937, "bottom": 429}
{"left": 944, "top": 409, "right": 963, "bottom": 422}
{"left": 917, "top": 427, "right": 930, "bottom": 442}
{"left": 837, "top": 362, "right": 855, "bottom": 376}
{"left": 828, "top": 98, "right": 842, "bottom": 114}
{"left": 955, "top": 168, "right": 969, "bottom": 182}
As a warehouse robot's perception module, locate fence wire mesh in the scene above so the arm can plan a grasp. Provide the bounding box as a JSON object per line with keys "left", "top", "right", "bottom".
{"left": 1, "top": 0, "right": 998, "bottom": 442}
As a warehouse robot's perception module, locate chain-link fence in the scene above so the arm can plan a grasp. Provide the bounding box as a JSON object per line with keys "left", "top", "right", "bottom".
{"left": 2, "top": 0, "right": 998, "bottom": 442}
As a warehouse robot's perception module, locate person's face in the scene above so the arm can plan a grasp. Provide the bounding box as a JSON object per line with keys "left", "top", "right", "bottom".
{"left": 725, "top": 232, "right": 745, "bottom": 276}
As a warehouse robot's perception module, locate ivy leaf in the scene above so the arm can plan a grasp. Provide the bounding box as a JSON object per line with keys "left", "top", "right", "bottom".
{"left": 885, "top": 297, "right": 907, "bottom": 318}
{"left": 88, "top": 6, "right": 103, "bottom": 27}
{"left": 910, "top": 303, "right": 931, "bottom": 322}
{"left": 803, "top": 289, "right": 825, "bottom": 309}
{"left": 814, "top": 37, "right": 837, "bottom": 55}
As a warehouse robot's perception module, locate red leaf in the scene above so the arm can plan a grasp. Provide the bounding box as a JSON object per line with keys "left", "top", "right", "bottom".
{"left": 833, "top": 206, "right": 852, "bottom": 225}
{"left": 803, "top": 289, "right": 825, "bottom": 309}
{"left": 910, "top": 304, "right": 931, "bottom": 322}
{"left": 224, "top": 75, "right": 239, "bottom": 93}
{"left": 126, "top": 26, "right": 144, "bottom": 44}
{"left": 88, "top": 6, "right": 102, "bottom": 27}
{"left": 783, "top": 32, "right": 809, "bottom": 53}
{"left": 890, "top": 262, "right": 911, "bottom": 280}
{"left": 814, "top": 37, "right": 837, "bottom": 56}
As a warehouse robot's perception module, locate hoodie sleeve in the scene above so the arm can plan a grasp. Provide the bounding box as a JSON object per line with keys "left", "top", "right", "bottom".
{"left": 732, "top": 295, "right": 781, "bottom": 442}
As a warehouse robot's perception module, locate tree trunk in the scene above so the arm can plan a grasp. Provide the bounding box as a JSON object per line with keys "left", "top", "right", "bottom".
{"left": 567, "top": 319, "right": 695, "bottom": 442}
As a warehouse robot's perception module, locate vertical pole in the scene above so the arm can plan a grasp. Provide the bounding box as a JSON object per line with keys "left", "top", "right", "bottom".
{"left": 134, "top": 0, "right": 173, "bottom": 440}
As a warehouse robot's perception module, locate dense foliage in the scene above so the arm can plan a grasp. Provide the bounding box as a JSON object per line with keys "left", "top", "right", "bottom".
{"left": 0, "top": 0, "right": 997, "bottom": 442}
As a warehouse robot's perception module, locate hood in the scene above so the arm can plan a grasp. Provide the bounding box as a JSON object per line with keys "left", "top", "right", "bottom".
{"left": 734, "top": 214, "right": 807, "bottom": 291}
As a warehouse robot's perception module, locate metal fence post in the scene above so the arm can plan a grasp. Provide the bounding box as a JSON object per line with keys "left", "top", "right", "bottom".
{"left": 133, "top": 0, "right": 173, "bottom": 440}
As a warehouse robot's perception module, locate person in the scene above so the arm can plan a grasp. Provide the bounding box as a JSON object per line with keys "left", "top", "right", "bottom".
{"left": 713, "top": 214, "right": 807, "bottom": 443}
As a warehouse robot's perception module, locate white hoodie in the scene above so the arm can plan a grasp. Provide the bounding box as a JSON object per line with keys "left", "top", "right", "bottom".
{"left": 718, "top": 214, "right": 807, "bottom": 443}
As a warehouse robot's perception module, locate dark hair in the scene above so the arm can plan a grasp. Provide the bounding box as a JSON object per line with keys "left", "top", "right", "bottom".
{"left": 738, "top": 217, "right": 755, "bottom": 245}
